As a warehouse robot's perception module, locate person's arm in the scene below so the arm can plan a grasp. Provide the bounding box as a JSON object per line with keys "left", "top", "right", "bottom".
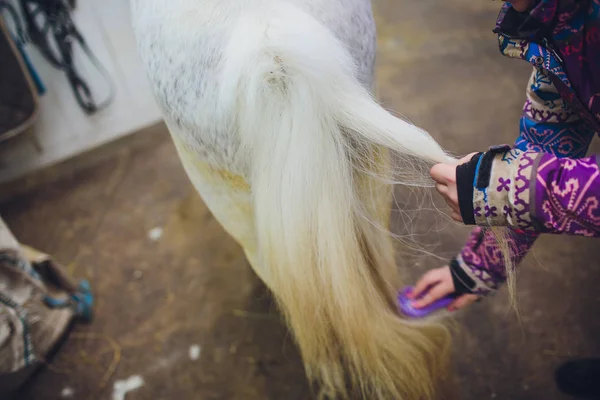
{"left": 446, "top": 149, "right": 600, "bottom": 298}
{"left": 411, "top": 67, "right": 597, "bottom": 308}
{"left": 456, "top": 148, "right": 600, "bottom": 236}
{"left": 447, "top": 65, "right": 598, "bottom": 235}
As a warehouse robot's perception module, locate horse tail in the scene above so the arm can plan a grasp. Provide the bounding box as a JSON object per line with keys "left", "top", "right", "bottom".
{"left": 220, "top": 5, "right": 454, "bottom": 399}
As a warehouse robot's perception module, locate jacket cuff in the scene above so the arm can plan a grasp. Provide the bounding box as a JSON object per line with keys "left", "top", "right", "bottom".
{"left": 449, "top": 257, "right": 476, "bottom": 294}
{"left": 452, "top": 252, "right": 499, "bottom": 296}
{"left": 457, "top": 145, "right": 542, "bottom": 231}
{"left": 456, "top": 152, "right": 483, "bottom": 224}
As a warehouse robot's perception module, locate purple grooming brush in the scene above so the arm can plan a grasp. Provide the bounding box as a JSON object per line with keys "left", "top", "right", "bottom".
{"left": 397, "top": 286, "right": 458, "bottom": 318}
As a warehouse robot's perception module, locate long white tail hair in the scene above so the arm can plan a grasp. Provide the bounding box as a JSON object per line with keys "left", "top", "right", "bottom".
{"left": 220, "top": 4, "right": 457, "bottom": 399}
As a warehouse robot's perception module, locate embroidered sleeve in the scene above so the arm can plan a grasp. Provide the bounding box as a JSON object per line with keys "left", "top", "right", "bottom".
{"left": 452, "top": 146, "right": 542, "bottom": 295}
{"left": 451, "top": 151, "right": 600, "bottom": 295}
{"left": 457, "top": 147, "right": 600, "bottom": 237}
{"left": 455, "top": 145, "right": 536, "bottom": 230}
{"left": 532, "top": 154, "right": 600, "bottom": 236}
{"left": 470, "top": 147, "right": 539, "bottom": 231}
{"left": 450, "top": 67, "right": 598, "bottom": 296}
{"left": 451, "top": 227, "right": 538, "bottom": 296}
{"left": 515, "top": 67, "right": 595, "bottom": 158}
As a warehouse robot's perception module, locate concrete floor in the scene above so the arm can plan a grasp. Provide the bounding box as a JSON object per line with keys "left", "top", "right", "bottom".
{"left": 2, "top": 0, "right": 600, "bottom": 399}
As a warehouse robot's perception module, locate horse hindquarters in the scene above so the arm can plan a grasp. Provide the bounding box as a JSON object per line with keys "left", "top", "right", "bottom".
{"left": 133, "top": 1, "right": 454, "bottom": 398}
{"left": 211, "top": 5, "right": 453, "bottom": 399}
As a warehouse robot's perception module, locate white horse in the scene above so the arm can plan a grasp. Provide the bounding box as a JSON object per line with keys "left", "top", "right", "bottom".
{"left": 131, "top": 1, "right": 456, "bottom": 398}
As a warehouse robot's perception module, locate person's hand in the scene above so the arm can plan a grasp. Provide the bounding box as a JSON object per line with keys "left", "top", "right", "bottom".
{"left": 430, "top": 153, "right": 477, "bottom": 222}
{"left": 407, "top": 266, "right": 479, "bottom": 311}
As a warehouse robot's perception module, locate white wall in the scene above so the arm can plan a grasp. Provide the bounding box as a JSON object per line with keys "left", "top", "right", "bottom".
{"left": 0, "top": 0, "right": 163, "bottom": 184}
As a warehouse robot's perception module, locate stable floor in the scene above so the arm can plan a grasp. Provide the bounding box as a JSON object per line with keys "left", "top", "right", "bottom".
{"left": 2, "top": 0, "right": 600, "bottom": 399}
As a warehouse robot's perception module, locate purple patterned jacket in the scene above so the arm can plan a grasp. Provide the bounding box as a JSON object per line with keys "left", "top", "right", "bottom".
{"left": 452, "top": 0, "right": 600, "bottom": 295}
